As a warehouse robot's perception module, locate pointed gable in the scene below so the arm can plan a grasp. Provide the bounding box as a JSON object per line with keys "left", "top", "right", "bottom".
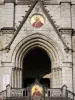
{"left": 4, "top": 0, "right": 69, "bottom": 52}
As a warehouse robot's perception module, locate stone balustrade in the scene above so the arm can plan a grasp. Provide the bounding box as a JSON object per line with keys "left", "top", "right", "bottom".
{"left": 0, "top": 84, "right": 72, "bottom": 99}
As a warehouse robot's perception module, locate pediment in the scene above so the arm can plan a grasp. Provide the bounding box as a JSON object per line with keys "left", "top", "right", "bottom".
{"left": 0, "top": 0, "right": 69, "bottom": 52}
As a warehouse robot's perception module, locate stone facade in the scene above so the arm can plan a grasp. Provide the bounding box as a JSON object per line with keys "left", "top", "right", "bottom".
{"left": 0, "top": 0, "right": 75, "bottom": 93}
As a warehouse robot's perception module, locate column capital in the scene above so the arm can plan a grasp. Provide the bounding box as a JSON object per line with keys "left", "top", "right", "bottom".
{"left": 13, "top": 67, "right": 22, "bottom": 71}
{"left": 52, "top": 67, "right": 62, "bottom": 72}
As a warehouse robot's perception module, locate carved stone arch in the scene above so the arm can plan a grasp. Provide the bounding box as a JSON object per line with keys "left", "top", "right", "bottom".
{"left": 11, "top": 33, "right": 63, "bottom": 88}
{"left": 16, "top": 39, "right": 57, "bottom": 68}
{"left": 20, "top": 44, "right": 56, "bottom": 69}
{"left": 12, "top": 33, "right": 63, "bottom": 68}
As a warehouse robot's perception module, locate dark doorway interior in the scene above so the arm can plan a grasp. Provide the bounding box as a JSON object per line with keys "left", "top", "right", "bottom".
{"left": 22, "top": 47, "right": 51, "bottom": 88}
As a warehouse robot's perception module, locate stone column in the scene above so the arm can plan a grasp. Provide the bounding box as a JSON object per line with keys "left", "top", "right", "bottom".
{"left": 12, "top": 68, "right": 22, "bottom": 88}
{"left": 11, "top": 70, "right": 13, "bottom": 88}
{"left": 17, "top": 70, "right": 20, "bottom": 88}
{"left": 19, "top": 69, "right": 22, "bottom": 88}
{"left": 17, "top": 68, "right": 22, "bottom": 88}
{"left": 56, "top": 68, "right": 62, "bottom": 88}
{"left": 14, "top": 68, "right": 16, "bottom": 88}
{"left": 16, "top": 68, "right": 20, "bottom": 88}
{"left": 59, "top": 68, "right": 62, "bottom": 87}
{"left": 16, "top": 69, "right": 18, "bottom": 88}
{"left": 12, "top": 69, "right": 15, "bottom": 88}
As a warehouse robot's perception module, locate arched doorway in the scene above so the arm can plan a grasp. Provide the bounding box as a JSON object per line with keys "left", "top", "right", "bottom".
{"left": 22, "top": 47, "right": 51, "bottom": 88}
{"left": 12, "top": 33, "right": 62, "bottom": 88}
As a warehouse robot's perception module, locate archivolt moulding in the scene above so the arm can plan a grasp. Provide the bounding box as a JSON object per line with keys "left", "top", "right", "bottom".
{"left": 11, "top": 33, "right": 63, "bottom": 69}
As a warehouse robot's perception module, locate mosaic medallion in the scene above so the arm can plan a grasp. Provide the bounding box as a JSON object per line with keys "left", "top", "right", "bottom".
{"left": 30, "top": 14, "right": 44, "bottom": 28}
{"left": 31, "top": 84, "right": 43, "bottom": 98}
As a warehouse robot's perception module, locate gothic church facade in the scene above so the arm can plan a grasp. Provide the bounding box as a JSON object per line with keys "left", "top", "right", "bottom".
{"left": 0, "top": 0, "right": 75, "bottom": 93}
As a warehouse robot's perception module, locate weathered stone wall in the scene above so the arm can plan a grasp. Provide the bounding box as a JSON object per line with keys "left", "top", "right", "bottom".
{"left": 0, "top": 2, "right": 14, "bottom": 91}
{"left": 72, "top": 36, "right": 75, "bottom": 93}
{"left": 71, "top": 1, "right": 75, "bottom": 93}
{"left": 0, "top": 3, "right": 14, "bottom": 28}
{"left": 0, "top": 0, "right": 75, "bottom": 92}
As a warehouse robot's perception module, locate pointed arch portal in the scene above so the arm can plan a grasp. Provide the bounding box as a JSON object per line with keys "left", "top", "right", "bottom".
{"left": 12, "top": 33, "right": 62, "bottom": 88}
{"left": 22, "top": 47, "right": 51, "bottom": 88}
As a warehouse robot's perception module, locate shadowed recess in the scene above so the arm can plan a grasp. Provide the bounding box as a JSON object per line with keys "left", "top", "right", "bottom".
{"left": 22, "top": 47, "right": 51, "bottom": 88}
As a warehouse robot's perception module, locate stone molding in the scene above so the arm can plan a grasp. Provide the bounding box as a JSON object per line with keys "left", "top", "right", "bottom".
{"left": 1, "top": 27, "right": 15, "bottom": 34}
{"left": 4, "top": 0, "right": 15, "bottom": 3}
{"left": 52, "top": 67, "right": 62, "bottom": 71}
{"left": 60, "top": 1, "right": 72, "bottom": 5}
{"left": 12, "top": 67, "right": 22, "bottom": 70}
{"left": 59, "top": 28, "right": 74, "bottom": 35}
{"left": 3, "top": 0, "right": 73, "bottom": 5}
